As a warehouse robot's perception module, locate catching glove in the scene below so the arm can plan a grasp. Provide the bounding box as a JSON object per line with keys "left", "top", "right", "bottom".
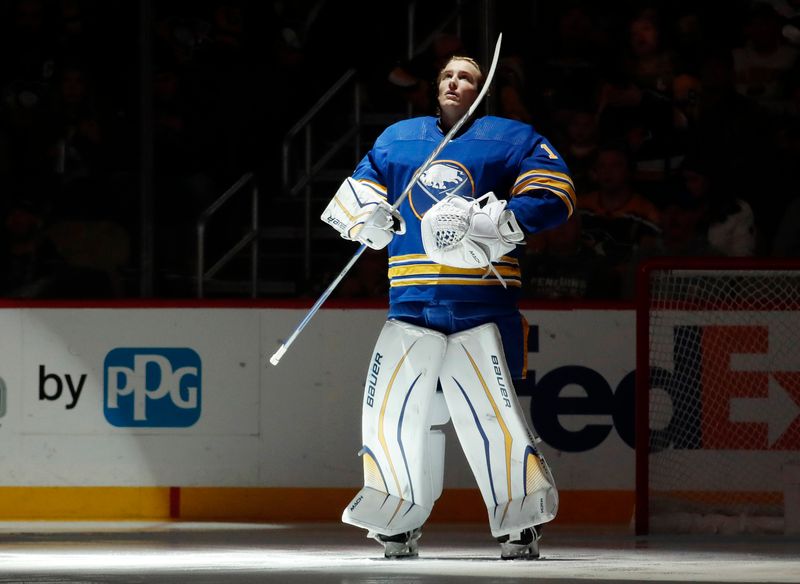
{"left": 421, "top": 192, "right": 524, "bottom": 268}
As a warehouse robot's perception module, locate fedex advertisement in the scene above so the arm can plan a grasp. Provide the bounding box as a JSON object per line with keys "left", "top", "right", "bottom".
{"left": 649, "top": 318, "right": 800, "bottom": 453}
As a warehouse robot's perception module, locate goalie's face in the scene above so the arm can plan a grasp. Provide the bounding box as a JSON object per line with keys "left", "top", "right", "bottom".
{"left": 437, "top": 58, "right": 482, "bottom": 125}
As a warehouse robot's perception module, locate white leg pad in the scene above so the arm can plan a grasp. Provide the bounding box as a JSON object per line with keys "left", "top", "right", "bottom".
{"left": 342, "top": 319, "right": 448, "bottom": 536}
{"left": 440, "top": 323, "right": 559, "bottom": 537}
{"left": 343, "top": 487, "right": 433, "bottom": 536}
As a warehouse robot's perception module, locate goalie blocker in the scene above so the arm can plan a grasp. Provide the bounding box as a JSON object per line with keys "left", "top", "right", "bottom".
{"left": 321, "top": 177, "right": 405, "bottom": 250}
{"left": 342, "top": 319, "right": 558, "bottom": 540}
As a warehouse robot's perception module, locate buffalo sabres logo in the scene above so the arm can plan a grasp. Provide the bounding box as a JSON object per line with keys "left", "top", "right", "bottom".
{"left": 410, "top": 160, "right": 475, "bottom": 219}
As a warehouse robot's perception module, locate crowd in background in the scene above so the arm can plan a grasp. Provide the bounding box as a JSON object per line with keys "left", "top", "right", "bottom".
{"left": 510, "top": 0, "right": 800, "bottom": 300}
{"left": 0, "top": 0, "right": 798, "bottom": 300}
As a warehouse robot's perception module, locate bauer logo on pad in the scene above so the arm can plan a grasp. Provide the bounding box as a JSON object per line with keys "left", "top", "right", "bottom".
{"left": 103, "top": 348, "right": 201, "bottom": 427}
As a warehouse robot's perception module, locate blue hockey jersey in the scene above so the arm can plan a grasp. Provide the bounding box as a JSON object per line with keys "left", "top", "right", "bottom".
{"left": 352, "top": 115, "right": 575, "bottom": 306}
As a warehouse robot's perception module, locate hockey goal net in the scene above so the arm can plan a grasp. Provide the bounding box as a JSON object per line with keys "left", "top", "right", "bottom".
{"left": 636, "top": 258, "right": 800, "bottom": 535}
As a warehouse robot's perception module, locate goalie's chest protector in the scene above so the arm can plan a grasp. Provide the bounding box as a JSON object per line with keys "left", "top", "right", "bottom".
{"left": 353, "top": 116, "right": 541, "bottom": 305}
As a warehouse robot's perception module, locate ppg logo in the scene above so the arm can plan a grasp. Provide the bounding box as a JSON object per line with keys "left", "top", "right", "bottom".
{"left": 103, "top": 348, "right": 201, "bottom": 427}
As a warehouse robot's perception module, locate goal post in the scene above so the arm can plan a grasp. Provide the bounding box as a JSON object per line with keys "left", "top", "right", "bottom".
{"left": 635, "top": 257, "right": 800, "bottom": 535}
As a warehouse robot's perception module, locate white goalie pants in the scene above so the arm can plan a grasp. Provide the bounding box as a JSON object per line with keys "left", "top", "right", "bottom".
{"left": 342, "top": 319, "right": 558, "bottom": 538}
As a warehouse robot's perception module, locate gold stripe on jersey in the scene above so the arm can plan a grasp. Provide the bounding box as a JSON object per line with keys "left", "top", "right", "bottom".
{"left": 356, "top": 178, "right": 388, "bottom": 196}
{"left": 388, "top": 254, "right": 521, "bottom": 288}
{"left": 390, "top": 278, "right": 522, "bottom": 288}
{"left": 512, "top": 170, "right": 576, "bottom": 215}
{"left": 390, "top": 253, "right": 519, "bottom": 265}
{"left": 390, "top": 253, "right": 430, "bottom": 263}
{"left": 389, "top": 264, "right": 521, "bottom": 279}
{"left": 389, "top": 256, "right": 521, "bottom": 287}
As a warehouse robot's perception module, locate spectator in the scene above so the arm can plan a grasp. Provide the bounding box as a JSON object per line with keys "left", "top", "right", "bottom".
{"left": 532, "top": 2, "right": 609, "bottom": 129}
{"left": 772, "top": 195, "right": 800, "bottom": 255}
{"left": 596, "top": 8, "right": 679, "bottom": 192}
{"left": 626, "top": 8, "right": 677, "bottom": 96}
{"left": 521, "top": 212, "right": 617, "bottom": 299}
{"left": 45, "top": 216, "right": 130, "bottom": 297}
{"left": 671, "top": 6, "right": 707, "bottom": 73}
{"left": 0, "top": 0, "right": 56, "bottom": 90}
{"left": 559, "top": 106, "right": 599, "bottom": 196}
{"left": 48, "top": 62, "right": 108, "bottom": 200}
{"left": 497, "top": 53, "right": 534, "bottom": 124}
{"left": 54, "top": 0, "right": 96, "bottom": 61}
{"left": 677, "top": 154, "right": 758, "bottom": 257}
{"left": 671, "top": 72, "right": 702, "bottom": 133}
{"left": 770, "top": 92, "right": 800, "bottom": 254}
{"left": 0, "top": 195, "right": 59, "bottom": 297}
{"left": 578, "top": 142, "right": 662, "bottom": 297}
{"left": 733, "top": 2, "right": 799, "bottom": 114}
{"left": 657, "top": 196, "right": 715, "bottom": 257}
{"left": 0, "top": 0, "right": 56, "bottom": 181}
{"left": 688, "top": 49, "right": 776, "bottom": 235}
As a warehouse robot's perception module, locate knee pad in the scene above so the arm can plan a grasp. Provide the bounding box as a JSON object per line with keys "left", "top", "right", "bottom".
{"left": 343, "top": 319, "right": 448, "bottom": 535}
{"left": 439, "top": 322, "right": 559, "bottom": 537}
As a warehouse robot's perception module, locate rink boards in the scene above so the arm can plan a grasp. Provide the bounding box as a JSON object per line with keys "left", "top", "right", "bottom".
{"left": 0, "top": 302, "right": 650, "bottom": 523}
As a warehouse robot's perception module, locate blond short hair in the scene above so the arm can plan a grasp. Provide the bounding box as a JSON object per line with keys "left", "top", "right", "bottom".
{"left": 435, "top": 56, "right": 485, "bottom": 89}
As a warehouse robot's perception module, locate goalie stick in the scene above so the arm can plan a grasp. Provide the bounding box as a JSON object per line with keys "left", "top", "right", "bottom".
{"left": 269, "top": 33, "right": 504, "bottom": 367}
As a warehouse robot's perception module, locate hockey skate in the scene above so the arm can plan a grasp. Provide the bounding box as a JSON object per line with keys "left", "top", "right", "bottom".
{"left": 373, "top": 528, "right": 422, "bottom": 558}
{"left": 497, "top": 526, "right": 541, "bottom": 560}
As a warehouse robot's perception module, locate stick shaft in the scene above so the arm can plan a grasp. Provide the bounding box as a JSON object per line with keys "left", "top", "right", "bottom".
{"left": 269, "top": 244, "right": 366, "bottom": 365}
{"left": 269, "top": 34, "right": 503, "bottom": 366}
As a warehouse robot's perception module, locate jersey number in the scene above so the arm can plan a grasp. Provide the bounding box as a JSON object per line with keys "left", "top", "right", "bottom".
{"left": 540, "top": 143, "right": 559, "bottom": 160}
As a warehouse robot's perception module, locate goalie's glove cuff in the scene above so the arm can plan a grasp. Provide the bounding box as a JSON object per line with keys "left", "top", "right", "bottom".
{"left": 468, "top": 193, "right": 525, "bottom": 262}
{"left": 356, "top": 201, "right": 406, "bottom": 250}
{"left": 321, "top": 177, "right": 406, "bottom": 250}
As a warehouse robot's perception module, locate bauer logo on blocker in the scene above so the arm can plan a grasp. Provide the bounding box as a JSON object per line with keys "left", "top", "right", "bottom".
{"left": 104, "top": 348, "right": 201, "bottom": 427}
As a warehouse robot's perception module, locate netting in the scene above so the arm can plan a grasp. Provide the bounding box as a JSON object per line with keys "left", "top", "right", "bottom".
{"left": 428, "top": 199, "right": 472, "bottom": 250}
{"left": 642, "top": 264, "right": 800, "bottom": 534}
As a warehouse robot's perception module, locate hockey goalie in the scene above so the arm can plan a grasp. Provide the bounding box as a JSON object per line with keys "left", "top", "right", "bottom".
{"left": 321, "top": 53, "right": 575, "bottom": 559}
